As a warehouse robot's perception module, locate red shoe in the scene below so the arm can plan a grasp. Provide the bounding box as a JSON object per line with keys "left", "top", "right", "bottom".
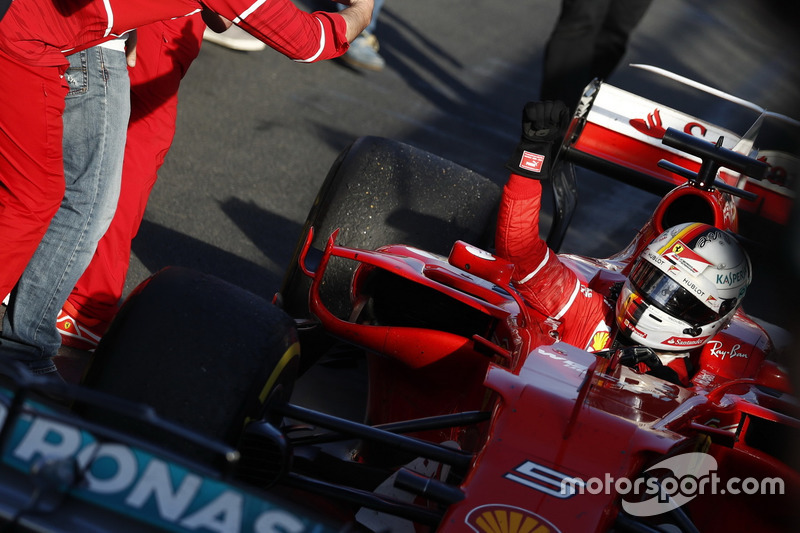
{"left": 57, "top": 302, "right": 105, "bottom": 351}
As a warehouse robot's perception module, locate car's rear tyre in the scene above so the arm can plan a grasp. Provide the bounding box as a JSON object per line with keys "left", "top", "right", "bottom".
{"left": 81, "top": 267, "right": 299, "bottom": 464}
{"left": 279, "top": 136, "right": 502, "bottom": 323}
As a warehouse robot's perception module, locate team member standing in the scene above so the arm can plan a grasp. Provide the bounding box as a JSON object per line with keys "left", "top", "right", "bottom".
{"left": 58, "top": 15, "right": 209, "bottom": 350}
{"left": 0, "top": 0, "right": 374, "bottom": 375}
{"left": 1, "top": 36, "right": 131, "bottom": 369}
{"left": 541, "top": 0, "right": 653, "bottom": 109}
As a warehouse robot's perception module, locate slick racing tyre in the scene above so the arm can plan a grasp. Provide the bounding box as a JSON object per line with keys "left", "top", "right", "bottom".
{"left": 81, "top": 267, "right": 299, "bottom": 465}
{"left": 279, "top": 136, "right": 501, "bottom": 322}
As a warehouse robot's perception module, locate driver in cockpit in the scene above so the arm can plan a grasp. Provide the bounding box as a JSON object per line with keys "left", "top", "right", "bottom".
{"left": 495, "top": 101, "right": 752, "bottom": 386}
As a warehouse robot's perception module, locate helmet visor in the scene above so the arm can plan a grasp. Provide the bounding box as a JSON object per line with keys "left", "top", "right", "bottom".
{"left": 629, "top": 260, "right": 732, "bottom": 326}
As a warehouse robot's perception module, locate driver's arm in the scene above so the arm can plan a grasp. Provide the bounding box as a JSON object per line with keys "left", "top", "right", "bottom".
{"left": 495, "top": 101, "right": 578, "bottom": 318}
{"left": 496, "top": 176, "right": 578, "bottom": 318}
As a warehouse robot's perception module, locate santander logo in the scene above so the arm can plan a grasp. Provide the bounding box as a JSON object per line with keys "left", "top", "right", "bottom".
{"left": 629, "top": 108, "right": 708, "bottom": 139}
{"left": 629, "top": 109, "right": 666, "bottom": 138}
{"left": 663, "top": 336, "right": 709, "bottom": 347}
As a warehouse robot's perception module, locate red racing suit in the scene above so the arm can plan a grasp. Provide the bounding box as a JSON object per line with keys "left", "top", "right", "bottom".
{"left": 495, "top": 174, "right": 616, "bottom": 353}
{"left": 495, "top": 173, "right": 696, "bottom": 384}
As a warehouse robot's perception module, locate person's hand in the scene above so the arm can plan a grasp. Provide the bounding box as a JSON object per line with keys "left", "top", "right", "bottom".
{"left": 125, "top": 30, "right": 137, "bottom": 67}
{"left": 336, "top": 0, "right": 374, "bottom": 42}
{"left": 505, "top": 100, "right": 570, "bottom": 180}
{"left": 521, "top": 100, "right": 570, "bottom": 143}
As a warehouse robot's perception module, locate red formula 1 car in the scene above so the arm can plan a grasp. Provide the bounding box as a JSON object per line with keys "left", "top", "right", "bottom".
{"left": 1, "top": 69, "right": 798, "bottom": 532}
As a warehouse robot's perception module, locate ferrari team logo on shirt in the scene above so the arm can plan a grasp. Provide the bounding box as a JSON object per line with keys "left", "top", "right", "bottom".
{"left": 519, "top": 151, "right": 545, "bottom": 173}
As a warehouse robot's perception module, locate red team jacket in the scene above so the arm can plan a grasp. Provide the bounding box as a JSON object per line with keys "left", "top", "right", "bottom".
{"left": 0, "top": 0, "right": 349, "bottom": 66}
{"left": 0, "top": 0, "right": 352, "bottom": 319}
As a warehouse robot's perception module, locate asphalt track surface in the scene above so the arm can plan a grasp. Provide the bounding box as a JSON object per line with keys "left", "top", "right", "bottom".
{"left": 110, "top": 0, "right": 800, "bottom": 421}
{"left": 124, "top": 0, "right": 799, "bottom": 335}
{"left": 0, "top": 2, "right": 794, "bottom": 376}
{"left": 1, "top": 0, "right": 799, "bottom": 512}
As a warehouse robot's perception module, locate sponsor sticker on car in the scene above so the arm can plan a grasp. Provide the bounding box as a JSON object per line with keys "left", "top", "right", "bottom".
{"left": 0, "top": 396, "right": 337, "bottom": 533}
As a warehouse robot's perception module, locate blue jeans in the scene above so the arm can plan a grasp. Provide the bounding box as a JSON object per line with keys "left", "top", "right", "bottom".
{"left": 0, "top": 45, "right": 130, "bottom": 374}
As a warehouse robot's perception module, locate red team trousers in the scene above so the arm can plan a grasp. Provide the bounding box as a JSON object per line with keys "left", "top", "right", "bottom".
{"left": 0, "top": 51, "right": 69, "bottom": 301}
{"left": 65, "top": 15, "right": 207, "bottom": 328}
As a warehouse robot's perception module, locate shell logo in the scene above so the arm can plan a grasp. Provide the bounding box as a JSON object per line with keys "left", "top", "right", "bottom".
{"left": 588, "top": 330, "right": 610, "bottom": 352}
{"left": 465, "top": 504, "right": 560, "bottom": 533}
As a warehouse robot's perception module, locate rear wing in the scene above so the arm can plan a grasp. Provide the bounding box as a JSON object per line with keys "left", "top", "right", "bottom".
{"left": 561, "top": 65, "right": 798, "bottom": 227}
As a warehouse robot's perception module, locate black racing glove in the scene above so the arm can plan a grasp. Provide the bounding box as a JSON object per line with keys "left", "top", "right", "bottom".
{"left": 617, "top": 345, "right": 663, "bottom": 369}
{"left": 505, "top": 100, "right": 570, "bottom": 180}
{"left": 617, "top": 345, "right": 683, "bottom": 386}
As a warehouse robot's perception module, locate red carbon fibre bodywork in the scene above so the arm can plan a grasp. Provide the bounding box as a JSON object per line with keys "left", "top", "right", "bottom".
{"left": 298, "top": 211, "right": 798, "bottom": 531}
{"left": 288, "top": 72, "right": 799, "bottom": 531}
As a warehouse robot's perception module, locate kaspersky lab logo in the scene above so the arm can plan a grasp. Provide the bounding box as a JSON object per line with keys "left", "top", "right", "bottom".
{"left": 560, "top": 452, "right": 785, "bottom": 517}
